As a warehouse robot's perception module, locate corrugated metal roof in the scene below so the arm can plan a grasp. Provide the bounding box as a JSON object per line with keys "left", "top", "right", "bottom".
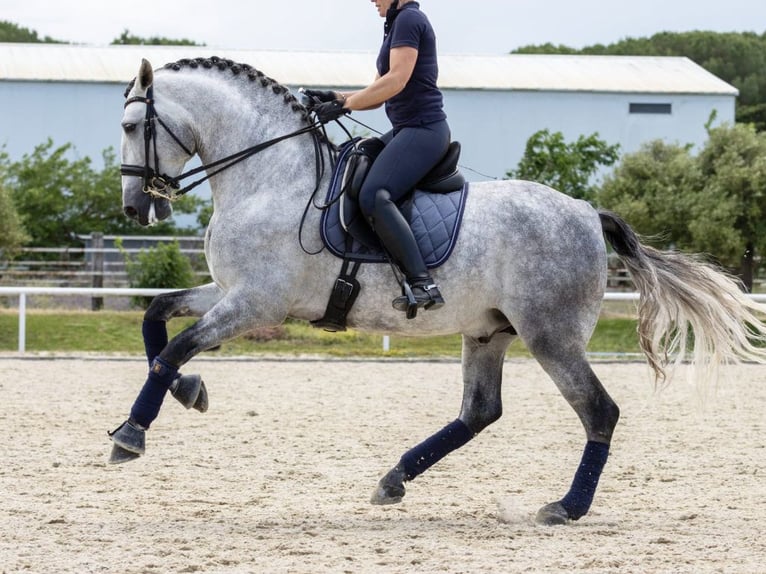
{"left": 0, "top": 43, "right": 738, "bottom": 95}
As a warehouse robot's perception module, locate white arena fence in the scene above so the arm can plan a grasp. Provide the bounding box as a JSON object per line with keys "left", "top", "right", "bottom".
{"left": 2, "top": 286, "right": 766, "bottom": 355}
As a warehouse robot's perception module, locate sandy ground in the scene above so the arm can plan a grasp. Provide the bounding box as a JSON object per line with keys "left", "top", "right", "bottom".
{"left": 0, "top": 355, "right": 764, "bottom": 574}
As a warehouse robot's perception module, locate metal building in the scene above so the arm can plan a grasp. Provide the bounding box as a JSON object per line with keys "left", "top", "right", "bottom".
{"left": 0, "top": 43, "right": 738, "bottom": 185}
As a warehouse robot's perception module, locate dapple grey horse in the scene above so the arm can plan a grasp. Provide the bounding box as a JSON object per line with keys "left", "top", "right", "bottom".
{"left": 111, "top": 57, "right": 766, "bottom": 525}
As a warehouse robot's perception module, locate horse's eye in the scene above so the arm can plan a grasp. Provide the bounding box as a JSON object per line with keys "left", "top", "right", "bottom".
{"left": 122, "top": 122, "right": 137, "bottom": 134}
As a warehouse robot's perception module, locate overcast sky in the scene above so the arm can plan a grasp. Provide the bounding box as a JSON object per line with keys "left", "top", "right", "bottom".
{"left": 1, "top": 0, "right": 765, "bottom": 55}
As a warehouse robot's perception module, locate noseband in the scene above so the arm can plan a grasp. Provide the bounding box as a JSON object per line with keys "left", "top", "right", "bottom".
{"left": 120, "top": 84, "right": 326, "bottom": 201}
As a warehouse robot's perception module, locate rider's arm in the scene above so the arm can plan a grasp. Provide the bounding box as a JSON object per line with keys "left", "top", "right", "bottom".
{"left": 341, "top": 46, "right": 418, "bottom": 111}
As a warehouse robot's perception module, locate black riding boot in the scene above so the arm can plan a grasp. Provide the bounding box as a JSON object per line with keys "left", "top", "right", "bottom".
{"left": 368, "top": 189, "right": 445, "bottom": 314}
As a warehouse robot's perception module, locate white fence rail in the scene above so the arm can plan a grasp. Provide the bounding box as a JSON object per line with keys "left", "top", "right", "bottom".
{"left": 1, "top": 286, "right": 174, "bottom": 353}
{"left": 3, "top": 286, "right": 766, "bottom": 355}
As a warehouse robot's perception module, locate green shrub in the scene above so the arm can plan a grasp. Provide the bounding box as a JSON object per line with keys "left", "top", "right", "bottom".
{"left": 119, "top": 238, "right": 195, "bottom": 308}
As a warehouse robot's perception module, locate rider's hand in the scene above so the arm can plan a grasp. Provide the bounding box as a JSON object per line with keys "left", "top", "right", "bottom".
{"left": 302, "top": 89, "right": 341, "bottom": 105}
{"left": 313, "top": 100, "right": 350, "bottom": 124}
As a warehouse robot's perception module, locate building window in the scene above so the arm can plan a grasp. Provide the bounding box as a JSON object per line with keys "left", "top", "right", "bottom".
{"left": 629, "top": 103, "right": 672, "bottom": 114}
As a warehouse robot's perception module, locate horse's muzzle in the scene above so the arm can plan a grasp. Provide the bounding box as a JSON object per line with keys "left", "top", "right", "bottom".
{"left": 123, "top": 195, "right": 172, "bottom": 226}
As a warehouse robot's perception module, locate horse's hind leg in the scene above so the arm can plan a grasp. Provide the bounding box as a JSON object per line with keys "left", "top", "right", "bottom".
{"left": 529, "top": 340, "right": 620, "bottom": 525}
{"left": 371, "top": 331, "right": 512, "bottom": 505}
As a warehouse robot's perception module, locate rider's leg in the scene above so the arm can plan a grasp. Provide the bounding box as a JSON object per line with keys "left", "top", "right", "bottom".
{"left": 359, "top": 120, "right": 450, "bottom": 311}
{"left": 365, "top": 187, "right": 444, "bottom": 310}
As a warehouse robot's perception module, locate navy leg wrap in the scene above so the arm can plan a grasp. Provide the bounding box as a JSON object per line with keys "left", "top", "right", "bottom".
{"left": 399, "top": 419, "right": 474, "bottom": 481}
{"left": 129, "top": 357, "right": 178, "bottom": 429}
{"left": 560, "top": 441, "right": 610, "bottom": 519}
{"left": 142, "top": 320, "right": 168, "bottom": 366}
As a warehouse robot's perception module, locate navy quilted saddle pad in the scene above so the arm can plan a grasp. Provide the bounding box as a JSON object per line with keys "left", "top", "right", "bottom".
{"left": 319, "top": 142, "right": 470, "bottom": 268}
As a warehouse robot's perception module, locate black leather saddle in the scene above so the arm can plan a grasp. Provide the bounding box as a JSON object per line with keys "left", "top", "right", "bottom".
{"left": 319, "top": 138, "right": 469, "bottom": 267}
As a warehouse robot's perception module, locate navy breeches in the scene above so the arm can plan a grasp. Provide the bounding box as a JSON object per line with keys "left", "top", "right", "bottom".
{"left": 358, "top": 120, "right": 450, "bottom": 218}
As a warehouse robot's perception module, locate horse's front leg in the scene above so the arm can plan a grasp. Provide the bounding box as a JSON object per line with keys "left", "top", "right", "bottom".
{"left": 371, "top": 332, "right": 512, "bottom": 505}
{"left": 138, "top": 283, "right": 225, "bottom": 412}
{"left": 109, "top": 285, "right": 261, "bottom": 464}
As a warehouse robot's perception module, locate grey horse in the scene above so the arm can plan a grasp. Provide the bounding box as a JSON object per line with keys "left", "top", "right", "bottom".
{"left": 111, "top": 57, "right": 766, "bottom": 525}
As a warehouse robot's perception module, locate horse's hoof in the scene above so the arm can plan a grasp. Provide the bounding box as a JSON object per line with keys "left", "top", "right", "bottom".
{"left": 535, "top": 502, "right": 570, "bottom": 525}
{"left": 108, "top": 443, "right": 141, "bottom": 464}
{"left": 107, "top": 420, "right": 145, "bottom": 464}
{"left": 170, "top": 374, "right": 209, "bottom": 412}
{"left": 370, "top": 467, "right": 406, "bottom": 505}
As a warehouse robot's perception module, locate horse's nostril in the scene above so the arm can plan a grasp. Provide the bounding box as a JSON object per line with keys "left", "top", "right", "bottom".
{"left": 124, "top": 206, "right": 138, "bottom": 219}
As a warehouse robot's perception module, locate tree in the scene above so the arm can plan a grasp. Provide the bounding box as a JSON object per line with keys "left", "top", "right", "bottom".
{"left": 596, "top": 125, "right": 766, "bottom": 290}
{"left": 0, "top": 20, "right": 63, "bottom": 43}
{"left": 2, "top": 140, "right": 138, "bottom": 246}
{"left": 120, "top": 238, "right": 196, "bottom": 308}
{"left": 0, "top": 176, "right": 28, "bottom": 252}
{"left": 507, "top": 129, "right": 620, "bottom": 202}
{"left": 695, "top": 123, "right": 766, "bottom": 288}
{"left": 111, "top": 29, "right": 203, "bottom": 46}
{"left": 597, "top": 140, "right": 705, "bottom": 250}
{"left": 0, "top": 140, "right": 203, "bottom": 247}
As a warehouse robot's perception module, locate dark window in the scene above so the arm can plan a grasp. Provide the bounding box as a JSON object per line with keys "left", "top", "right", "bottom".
{"left": 629, "top": 103, "right": 672, "bottom": 114}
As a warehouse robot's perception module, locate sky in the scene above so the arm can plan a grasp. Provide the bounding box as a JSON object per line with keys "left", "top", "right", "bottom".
{"left": 1, "top": 0, "right": 765, "bottom": 55}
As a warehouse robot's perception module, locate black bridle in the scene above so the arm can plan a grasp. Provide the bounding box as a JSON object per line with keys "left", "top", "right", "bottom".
{"left": 120, "top": 85, "right": 326, "bottom": 201}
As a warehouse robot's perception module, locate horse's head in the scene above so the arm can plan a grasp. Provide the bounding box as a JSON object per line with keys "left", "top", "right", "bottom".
{"left": 120, "top": 59, "right": 195, "bottom": 226}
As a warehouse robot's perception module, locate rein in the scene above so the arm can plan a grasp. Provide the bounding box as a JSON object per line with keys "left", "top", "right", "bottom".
{"left": 120, "top": 85, "right": 327, "bottom": 201}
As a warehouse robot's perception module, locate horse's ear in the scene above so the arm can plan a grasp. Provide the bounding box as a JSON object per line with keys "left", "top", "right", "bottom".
{"left": 138, "top": 59, "right": 154, "bottom": 91}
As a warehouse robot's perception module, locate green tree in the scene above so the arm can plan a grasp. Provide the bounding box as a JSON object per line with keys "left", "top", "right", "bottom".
{"left": 597, "top": 125, "right": 766, "bottom": 289}
{"left": 0, "top": 20, "right": 63, "bottom": 43}
{"left": 111, "top": 29, "right": 203, "bottom": 46}
{"left": 120, "top": 238, "right": 196, "bottom": 308}
{"left": 0, "top": 140, "right": 203, "bottom": 246}
{"left": 597, "top": 140, "right": 705, "bottom": 250}
{"left": 507, "top": 129, "right": 620, "bottom": 202}
{"left": 2, "top": 140, "right": 139, "bottom": 246}
{"left": 0, "top": 176, "right": 29, "bottom": 252}
{"left": 695, "top": 123, "right": 766, "bottom": 287}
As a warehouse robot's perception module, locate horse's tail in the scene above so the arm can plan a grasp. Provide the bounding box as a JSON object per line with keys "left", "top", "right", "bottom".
{"left": 599, "top": 209, "right": 766, "bottom": 385}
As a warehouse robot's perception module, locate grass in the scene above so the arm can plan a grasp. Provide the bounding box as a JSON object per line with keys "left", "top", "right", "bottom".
{"left": 0, "top": 306, "right": 643, "bottom": 357}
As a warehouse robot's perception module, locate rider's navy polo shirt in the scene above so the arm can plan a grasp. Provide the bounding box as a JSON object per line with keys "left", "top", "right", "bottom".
{"left": 376, "top": 2, "right": 447, "bottom": 130}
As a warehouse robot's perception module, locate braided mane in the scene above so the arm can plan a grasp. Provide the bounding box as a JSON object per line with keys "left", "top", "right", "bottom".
{"left": 124, "top": 56, "right": 311, "bottom": 122}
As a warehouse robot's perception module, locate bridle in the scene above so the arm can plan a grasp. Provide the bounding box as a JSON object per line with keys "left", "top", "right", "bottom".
{"left": 120, "top": 84, "right": 327, "bottom": 202}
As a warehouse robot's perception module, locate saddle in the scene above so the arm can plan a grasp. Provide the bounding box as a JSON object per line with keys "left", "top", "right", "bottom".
{"left": 312, "top": 138, "right": 469, "bottom": 331}
{"left": 320, "top": 138, "right": 469, "bottom": 265}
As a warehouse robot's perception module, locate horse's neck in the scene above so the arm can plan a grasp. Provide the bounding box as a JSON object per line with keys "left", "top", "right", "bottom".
{"left": 170, "top": 75, "right": 321, "bottom": 205}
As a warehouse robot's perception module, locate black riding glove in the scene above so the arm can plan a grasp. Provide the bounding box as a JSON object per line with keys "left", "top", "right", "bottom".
{"left": 313, "top": 99, "right": 349, "bottom": 124}
{"left": 302, "top": 89, "right": 339, "bottom": 104}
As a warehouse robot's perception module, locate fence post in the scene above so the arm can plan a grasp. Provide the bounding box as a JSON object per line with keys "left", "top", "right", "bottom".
{"left": 91, "top": 232, "right": 104, "bottom": 311}
{"left": 18, "top": 292, "right": 26, "bottom": 354}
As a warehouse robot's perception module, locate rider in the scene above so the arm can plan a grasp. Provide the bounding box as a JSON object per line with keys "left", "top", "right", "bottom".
{"left": 306, "top": 0, "right": 449, "bottom": 313}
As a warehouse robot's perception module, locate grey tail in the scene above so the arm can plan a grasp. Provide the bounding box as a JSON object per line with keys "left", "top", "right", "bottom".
{"left": 598, "top": 209, "right": 766, "bottom": 389}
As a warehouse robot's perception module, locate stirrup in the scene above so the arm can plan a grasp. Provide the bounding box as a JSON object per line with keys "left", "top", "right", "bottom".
{"left": 392, "top": 280, "right": 445, "bottom": 318}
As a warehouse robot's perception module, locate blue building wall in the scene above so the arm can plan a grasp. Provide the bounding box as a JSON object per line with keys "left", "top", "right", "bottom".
{"left": 0, "top": 79, "right": 736, "bottom": 227}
